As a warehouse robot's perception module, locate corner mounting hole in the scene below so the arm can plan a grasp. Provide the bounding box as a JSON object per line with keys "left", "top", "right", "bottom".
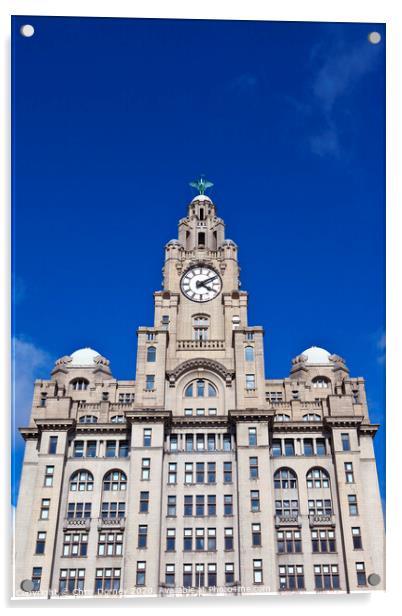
{"left": 368, "top": 31, "right": 381, "bottom": 44}
{"left": 20, "top": 24, "right": 35, "bottom": 38}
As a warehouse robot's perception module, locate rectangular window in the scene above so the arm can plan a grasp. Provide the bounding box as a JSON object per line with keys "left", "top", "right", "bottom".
{"left": 40, "top": 498, "right": 50, "bottom": 519}
{"left": 94, "top": 568, "right": 121, "bottom": 594}
{"left": 277, "top": 529, "right": 302, "bottom": 553}
{"left": 253, "top": 559, "right": 263, "bottom": 584}
{"left": 139, "top": 491, "right": 149, "bottom": 513}
{"left": 145, "top": 375, "right": 155, "bottom": 390}
{"left": 141, "top": 458, "right": 150, "bottom": 480}
{"left": 101, "top": 502, "right": 125, "bottom": 519}
{"left": 250, "top": 490, "right": 260, "bottom": 512}
{"left": 168, "top": 462, "right": 177, "bottom": 484}
{"left": 183, "top": 564, "right": 192, "bottom": 588}
{"left": 246, "top": 374, "right": 256, "bottom": 390}
{"left": 207, "top": 434, "right": 216, "bottom": 451}
{"left": 196, "top": 495, "right": 205, "bottom": 516}
{"left": 224, "top": 527, "right": 234, "bottom": 550}
{"left": 195, "top": 563, "right": 205, "bottom": 587}
{"left": 279, "top": 565, "right": 304, "bottom": 591}
{"left": 185, "top": 434, "right": 194, "bottom": 451}
{"left": 314, "top": 564, "right": 340, "bottom": 590}
{"left": 40, "top": 393, "right": 47, "bottom": 407}
{"left": 207, "top": 494, "right": 216, "bottom": 516}
{"left": 185, "top": 462, "right": 194, "bottom": 484}
{"left": 207, "top": 462, "right": 216, "bottom": 483}
{"left": 195, "top": 528, "right": 205, "bottom": 550}
{"left": 224, "top": 494, "right": 233, "bottom": 516}
{"left": 184, "top": 408, "right": 193, "bottom": 416}
{"left": 167, "top": 495, "right": 176, "bottom": 516}
{"left": 170, "top": 434, "right": 178, "bottom": 451}
{"left": 207, "top": 563, "right": 217, "bottom": 587}
{"left": 48, "top": 436, "right": 58, "bottom": 454}
{"left": 308, "top": 499, "right": 332, "bottom": 516}
{"left": 352, "top": 527, "right": 363, "bottom": 549}
{"left": 316, "top": 438, "right": 326, "bottom": 456}
{"left": 166, "top": 528, "right": 176, "bottom": 551}
{"left": 119, "top": 440, "right": 129, "bottom": 457}
{"left": 341, "top": 433, "right": 351, "bottom": 451}
{"left": 184, "top": 495, "right": 193, "bottom": 516}
{"left": 143, "top": 429, "right": 152, "bottom": 447}
{"left": 97, "top": 532, "right": 123, "bottom": 556}
{"left": 73, "top": 441, "right": 84, "bottom": 458}
{"left": 196, "top": 408, "right": 205, "bottom": 416}
{"left": 32, "top": 567, "right": 42, "bottom": 591}
{"left": 44, "top": 465, "right": 54, "bottom": 487}
{"left": 59, "top": 568, "right": 85, "bottom": 595}
{"left": 249, "top": 456, "right": 259, "bottom": 478}
{"left": 105, "top": 441, "right": 116, "bottom": 457}
{"left": 183, "top": 528, "right": 193, "bottom": 551}
{"left": 272, "top": 439, "right": 282, "bottom": 457}
{"left": 345, "top": 462, "right": 354, "bottom": 483}
{"left": 225, "top": 563, "right": 234, "bottom": 585}
{"left": 223, "top": 434, "right": 232, "bottom": 451}
{"left": 136, "top": 561, "right": 146, "bottom": 586}
{"left": 138, "top": 525, "right": 148, "bottom": 548}
{"left": 348, "top": 494, "right": 358, "bottom": 516}
{"left": 248, "top": 427, "right": 257, "bottom": 446}
{"left": 252, "top": 523, "right": 262, "bottom": 547}
{"left": 224, "top": 461, "right": 232, "bottom": 483}
{"left": 284, "top": 439, "right": 295, "bottom": 456}
{"left": 196, "top": 462, "right": 205, "bottom": 483}
{"left": 356, "top": 562, "right": 367, "bottom": 586}
{"left": 303, "top": 439, "right": 314, "bottom": 456}
{"left": 208, "top": 407, "right": 217, "bottom": 415}
{"left": 35, "top": 531, "right": 46, "bottom": 554}
{"left": 208, "top": 528, "right": 217, "bottom": 551}
{"left": 165, "top": 564, "right": 175, "bottom": 586}
{"left": 311, "top": 529, "right": 336, "bottom": 553}
{"left": 275, "top": 499, "right": 299, "bottom": 517}
{"left": 63, "top": 532, "right": 88, "bottom": 557}
{"left": 84, "top": 440, "right": 95, "bottom": 458}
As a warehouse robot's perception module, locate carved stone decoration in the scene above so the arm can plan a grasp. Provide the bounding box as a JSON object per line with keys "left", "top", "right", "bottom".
{"left": 54, "top": 355, "right": 73, "bottom": 366}
{"left": 93, "top": 355, "right": 110, "bottom": 367}
{"left": 166, "top": 358, "right": 235, "bottom": 386}
{"left": 292, "top": 353, "right": 308, "bottom": 366}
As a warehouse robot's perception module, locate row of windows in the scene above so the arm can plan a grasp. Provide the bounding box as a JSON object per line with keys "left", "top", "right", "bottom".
{"left": 169, "top": 433, "right": 232, "bottom": 451}
{"left": 272, "top": 438, "right": 328, "bottom": 457}
{"left": 34, "top": 525, "right": 366, "bottom": 585}
{"left": 30, "top": 561, "right": 368, "bottom": 593}
{"left": 78, "top": 415, "right": 126, "bottom": 424}
{"left": 167, "top": 461, "right": 233, "bottom": 484}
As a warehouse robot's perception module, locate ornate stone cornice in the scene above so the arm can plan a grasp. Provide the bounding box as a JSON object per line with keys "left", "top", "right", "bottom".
{"left": 323, "top": 416, "right": 363, "bottom": 428}
{"left": 229, "top": 409, "right": 275, "bottom": 422}
{"left": 125, "top": 409, "right": 172, "bottom": 424}
{"left": 171, "top": 416, "right": 229, "bottom": 428}
{"left": 166, "top": 358, "right": 235, "bottom": 386}
{"left": 272, "top": 421, "right": 325, "bottom": 433}
{"left": 359, "top": 423, "right": 380, "bottom": 436}
{"left": 34, "top": 418, "right": 75, "bottom": 431}
{"left": 75, "top": 423, "right": 129, "bottom": 434}
{"left": 19, "top": 427, "right": 39, "bottom": 440}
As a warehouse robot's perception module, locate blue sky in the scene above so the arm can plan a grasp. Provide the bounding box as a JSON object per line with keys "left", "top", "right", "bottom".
{"left": 12, "top": 16, "right": 385, "bottom": 506}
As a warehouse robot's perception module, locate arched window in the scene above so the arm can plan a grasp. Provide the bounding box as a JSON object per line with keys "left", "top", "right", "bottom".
{"left": 79, "top": 415, "right": 98, "bottom": 424}
{"left": 303, "top": 414, "right": 321, "bottom": 422}
{"left": 245, "top": 346, "right": 254, "bottom": 362}
{"left": 71, "top": 378, "right": 89, "bottom": 391}
{"left": 103, "top": 470, "right": 127, "bottom": 491}
{"left": 184, "top": 379, "right": 217, "bottom": 398}
{"left": 312, "top": 377, "right": 330, "bottom": 389}
{"left": 147, "top": 346, "right": 156, "bottom": 362}
{"left": 70, "top": 470, "right": 94, "bottom": 491}
{"left": 275, "top": 414, "right": 291, "bottom": 422}
{"left": 111, "top": 415, "right": 125, "bottom": 423}
{"left": 274, "top": 468, "right": 298, "bottom": 489}
{"left": 306, "top": 468, "right": 330, "bottom": 489}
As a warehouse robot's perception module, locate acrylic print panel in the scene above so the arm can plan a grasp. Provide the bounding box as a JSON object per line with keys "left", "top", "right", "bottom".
{"left": 12, "top": 16, "right": 385, "bottom": 599}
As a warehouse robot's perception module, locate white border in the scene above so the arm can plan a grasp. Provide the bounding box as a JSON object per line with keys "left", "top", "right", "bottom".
{"left": 1, "top": 1, "right": 400, "bottom": 614}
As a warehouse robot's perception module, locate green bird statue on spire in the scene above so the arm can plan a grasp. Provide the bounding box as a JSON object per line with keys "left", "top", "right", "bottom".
{"left": 189, "top": 176, "right": 214, "bottom": 195}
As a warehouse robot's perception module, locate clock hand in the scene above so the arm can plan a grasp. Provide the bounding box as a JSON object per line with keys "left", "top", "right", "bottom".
{"left": 196, "top": 276, "right": 218, "bottom": 288}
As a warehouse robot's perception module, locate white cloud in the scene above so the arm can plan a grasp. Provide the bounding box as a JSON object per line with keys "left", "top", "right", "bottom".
{"left": 12, "top": 337, "right": 53, "bottom": 430}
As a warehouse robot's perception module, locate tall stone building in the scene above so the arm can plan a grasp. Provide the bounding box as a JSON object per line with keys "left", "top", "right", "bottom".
{"left": 14, "top": 185, "right": 385, "bottom": 598}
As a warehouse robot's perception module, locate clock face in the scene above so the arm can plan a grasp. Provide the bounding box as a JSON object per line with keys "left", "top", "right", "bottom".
{"left": 180, "top": 266, "right": 222, "bottom": 302}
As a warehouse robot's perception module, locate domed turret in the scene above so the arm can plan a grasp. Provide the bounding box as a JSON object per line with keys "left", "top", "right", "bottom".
{"left": 300, "top": 346, "right": 332, "bottom": 365}
{"left": 70, "top": 347, "right": 102, "bottom": 367}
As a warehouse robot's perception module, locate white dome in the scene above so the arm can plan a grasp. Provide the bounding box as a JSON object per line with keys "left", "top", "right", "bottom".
{"left": 301, "top": 346, "right": 332, "bottom": 364}
{"left": 70, "top": 347, "right": 101, "bottom": 366}
{"left": 191, "top": 194, "right": 212, "bottom": 202}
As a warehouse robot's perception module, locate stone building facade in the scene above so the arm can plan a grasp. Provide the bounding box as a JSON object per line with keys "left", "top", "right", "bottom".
{"left": 14, "top": 190, "right": 385, "bottom": 598}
